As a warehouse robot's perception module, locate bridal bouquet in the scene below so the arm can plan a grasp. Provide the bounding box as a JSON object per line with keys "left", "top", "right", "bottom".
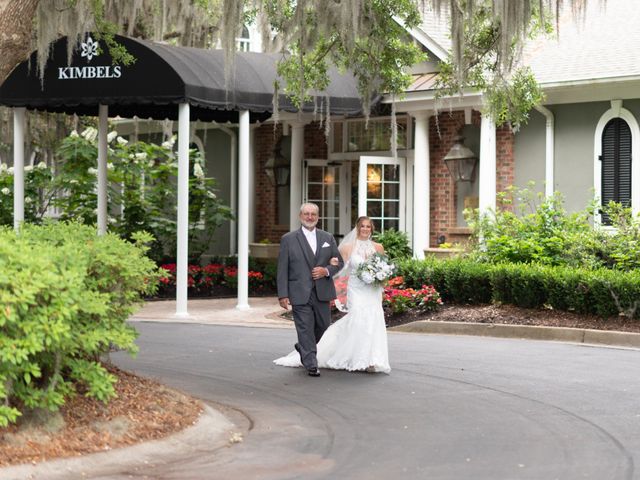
{"left": 355, "top": 253, "right": 395, "bottom": 286}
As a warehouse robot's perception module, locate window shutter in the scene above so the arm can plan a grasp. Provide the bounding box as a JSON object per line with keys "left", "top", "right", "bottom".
{"left": 601, "top": 118, "right": 632, "bottom": 224}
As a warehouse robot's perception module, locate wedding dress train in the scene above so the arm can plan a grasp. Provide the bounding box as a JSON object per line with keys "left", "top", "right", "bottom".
{"left": 274, "top": 241, "right": 391, "bottom": 374}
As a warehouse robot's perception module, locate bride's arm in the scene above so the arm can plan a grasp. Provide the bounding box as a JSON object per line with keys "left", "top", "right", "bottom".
{"left": 374, "top": 242, "right": 385, "bottom": 255}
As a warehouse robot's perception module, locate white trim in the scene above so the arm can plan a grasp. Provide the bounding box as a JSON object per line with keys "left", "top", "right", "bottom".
{"left": 13, "top": 107, "right": 25, "bottom": 231}
{"left": 175, "top": 102, "right": 191, "bottom": 318}
{"left": 534, "top": 105, "right": 555, "bottom": 198}
{"left": 289, "top": 121, "right": 306, "bottom": 230}
{"left": 237, "top": 110, "right": 251, "bottom": 311}
{"left": 411, "top": 111, "right": 431, "bottom": 258}
{"left": 593, "top": 101, "right": 640, "bottom": 225}
{"left": 392, "top": 16, "right": 448, "bottom": 60}
{"left": 479, "top": 115, "right": 496, "bottom": 215}
{"left": 97, "top": 105, "right": 109, "bottom": 235}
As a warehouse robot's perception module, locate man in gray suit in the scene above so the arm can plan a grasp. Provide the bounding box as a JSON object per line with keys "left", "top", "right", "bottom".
{"left": 277, "top": 203, "right": 344, "bottom": 376}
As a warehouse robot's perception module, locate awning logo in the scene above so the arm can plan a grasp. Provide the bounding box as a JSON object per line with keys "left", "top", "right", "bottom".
{"left": 57, "top": 35, "right": 121, "bottom": 80}
{"left": 80, "top": 36, "right": 99, "bottom": 62}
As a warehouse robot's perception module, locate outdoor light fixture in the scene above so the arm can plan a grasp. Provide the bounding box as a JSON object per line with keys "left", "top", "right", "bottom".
{"left": 443, "top": 135, "right": 478, "bottom": 182}
{"left": 265, "top": 140, "right": 290, "bottom": 186}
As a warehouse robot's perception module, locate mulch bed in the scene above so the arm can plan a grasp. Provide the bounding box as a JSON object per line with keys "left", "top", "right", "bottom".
{"left": 384, "top": 303, "right": 640, "bottom": 333}
{"left": 287, "top": 302, "right": 640, "bottom": 333}
{"left": 0, "top": 365, "right": 203, "bottom": 467}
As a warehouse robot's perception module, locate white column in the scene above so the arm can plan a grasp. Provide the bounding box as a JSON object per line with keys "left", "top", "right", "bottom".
{"left": 479, "top": 114, "right": 497, "bottom": 215}
{"left": 289, "top": 122, "right": 305, "bottom": 230}
{"left": 237, "top": 110, "right": 250, "bottom": 310}
{"left": 412, "top": 112, "right": 431, "bottom": 259}
{"left": 535, "top": 105, "right": 555, "bottom": 198}
{"left": 13, "top": 108, "right": 25, "bottom": 231}
{"left": 97, "top": 105, "right": 109, "bottom": 235}
{"left": 175, "top": 103, "right": 190, "bottom": 317}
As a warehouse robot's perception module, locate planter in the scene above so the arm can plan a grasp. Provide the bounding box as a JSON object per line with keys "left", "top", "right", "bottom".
{"left": 424, "top": 247, "right": 465, "bottom": 259}
{"left": 249, "top": 242, "right": 280, "bottom": 259}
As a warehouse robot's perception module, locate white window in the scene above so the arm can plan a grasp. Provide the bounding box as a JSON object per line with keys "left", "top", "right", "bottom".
{"left": 237, "top": 25, "right": 251, "bottom": 52}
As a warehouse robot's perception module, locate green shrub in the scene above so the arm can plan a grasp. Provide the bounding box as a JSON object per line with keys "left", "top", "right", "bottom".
{"left": 0, "top": 222, "right": 161, "bottom": 426}
{"left": 395, "top": 256, "right": 640, "bottom": 319}
{"left": 396, "top": 257, "right": 492, "bottom": 304}
{"left": 374, "top": 228, "right": 412, "bottom": 260}
{"left": 491, "top": 263, "right": 548, "bottom": 308}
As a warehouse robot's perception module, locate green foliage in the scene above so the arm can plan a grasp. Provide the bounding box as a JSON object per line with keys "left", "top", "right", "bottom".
{"left": 270, "top": 0, "right": 426, "bottom": 112}
{"left": 395, "top": 256, "right": 492, "bottom": 304}
{"left": 395, "top": 256, "right": 640, "bottom": 320}
{"left": 435, "top": 1, "right": 549, "bottom": 130}
{"left": 2, "top": 128, "right": 234, "bottom": 263}
{"left": 0, "top": 222, "right": 162, "bottom": 426}
{"left": 465, "top": 185, "right": 640, "bottom": 271}
{"left": 595, "top": 202, "right": 640, "bottom": 271}
{"left": 0, "top": 162, "right": 55, "bottom": 226}
{"left": 373, "top": 228, "right": 412, "bottom": 261}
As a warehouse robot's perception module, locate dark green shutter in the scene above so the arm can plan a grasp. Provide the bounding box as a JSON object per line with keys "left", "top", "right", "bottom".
{"left": 601, "top": 118, "right": 632, "bottom": 224}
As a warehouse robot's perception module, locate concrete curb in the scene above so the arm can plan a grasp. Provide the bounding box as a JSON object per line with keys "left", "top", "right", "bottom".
{"left": 390, "top": 321, "right": 640, "bottom": 349}
{"left": 0, "top": 404, "right": 236, "bottom": 480}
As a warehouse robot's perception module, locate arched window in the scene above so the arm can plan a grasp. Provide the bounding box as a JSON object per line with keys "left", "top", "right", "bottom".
{"left": 593, "top": 101, "right": 640, "bottom": 225}
{"left": 600, "top": 118, "right": 632, "bottom": 224}
{"left": 237, "top": 25, "right": 251, "bottom": 52}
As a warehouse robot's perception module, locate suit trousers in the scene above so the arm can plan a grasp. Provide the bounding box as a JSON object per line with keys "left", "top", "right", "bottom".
{"left": 291, "top": 287, "right": 331, "bottom": 370}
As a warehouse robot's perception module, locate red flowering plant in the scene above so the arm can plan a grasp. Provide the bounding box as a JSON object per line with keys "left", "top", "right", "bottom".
{"left": 158, "top": 263, "right": 177, "bottom": 286}
{"left": 383, "top": 276, "right": 443, "bottom": 315}
{"left": 157, "top": 261, "right": 270, "bottom": 296}
{"left": 199, "top": 263, "right": 224, "bottom": 288}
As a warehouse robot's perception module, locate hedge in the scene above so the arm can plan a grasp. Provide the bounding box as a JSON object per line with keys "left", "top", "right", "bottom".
{"left": 0, "top": 222, "right": 161, "bottom": 426}
{"left": 395, "top": 257, "right": 640, "bottom": 319}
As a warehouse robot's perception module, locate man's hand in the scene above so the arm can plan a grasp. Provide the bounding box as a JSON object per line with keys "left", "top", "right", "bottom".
{"left": 311, "top": 266, "right": 329, "bottom": 280}
{"left": 279, "top": 297, "right": 290, "bottom": 310}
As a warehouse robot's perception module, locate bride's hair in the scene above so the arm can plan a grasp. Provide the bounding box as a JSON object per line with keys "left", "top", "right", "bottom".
{"left": 356, "top": 216, "right": 375, "bottom": 236}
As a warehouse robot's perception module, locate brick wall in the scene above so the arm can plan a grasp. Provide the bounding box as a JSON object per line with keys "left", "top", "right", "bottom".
{"left": 496, "top": 124, "right": 515, "bottom": 207}
{"left": 428, "top": 110, "right": 514, "bottom": 247}
{"left": 254, "top": 123, "right": 282, "bottom": 242}
{"left": 254, "top": 121, "right": 328, "bottom": 242}
{"left": 428, "top": 111, "right": 466, "bottom": 247}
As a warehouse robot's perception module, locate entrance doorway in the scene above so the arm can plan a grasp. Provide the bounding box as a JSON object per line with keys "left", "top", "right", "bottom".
{"left": 358, "top": 156, "right": 407, "bottom": 232}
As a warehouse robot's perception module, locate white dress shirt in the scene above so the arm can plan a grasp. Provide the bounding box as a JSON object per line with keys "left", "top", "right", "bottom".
{"left": 302, "top": 227, "right": 317, "bottom": 254}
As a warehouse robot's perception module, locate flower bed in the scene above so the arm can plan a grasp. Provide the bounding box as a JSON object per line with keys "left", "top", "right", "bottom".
{"left": 383, "top": 276, "right": 443, "bottom": 315}
{"left": 157, "top": 262, "right": 275, "bottom": 298}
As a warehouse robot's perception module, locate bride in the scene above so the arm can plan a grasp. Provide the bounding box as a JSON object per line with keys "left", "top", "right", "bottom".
{"left": 274, "top": 216, "right": 391, "bottom": 374}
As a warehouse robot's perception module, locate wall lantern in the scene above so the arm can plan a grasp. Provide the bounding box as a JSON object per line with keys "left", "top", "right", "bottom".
{"left": 443, "top": 135, "right": 478, "bottom": 182}
{"left": 265, "top": 140, "right": 290, "bottom": 186}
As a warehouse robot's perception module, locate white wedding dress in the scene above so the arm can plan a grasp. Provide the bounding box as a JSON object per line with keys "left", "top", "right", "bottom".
{"left": 274, "top": 239, "right": 391, "bottom": 374}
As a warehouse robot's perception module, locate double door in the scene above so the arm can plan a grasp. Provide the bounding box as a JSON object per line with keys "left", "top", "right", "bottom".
{"left": 303, "top": 156, "right": 410, "bottom": 242}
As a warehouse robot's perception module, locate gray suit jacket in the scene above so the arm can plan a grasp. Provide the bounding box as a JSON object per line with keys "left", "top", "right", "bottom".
{"left": 277, "top": 228, "right": 344, "bottom": 305}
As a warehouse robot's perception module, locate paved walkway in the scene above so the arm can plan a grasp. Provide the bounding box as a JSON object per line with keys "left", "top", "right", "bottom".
{"left": 131, "top": 297, "right": 292, "bottom": 328}
{"left": 133, "top": 296, "right": 640, "bottom": 349}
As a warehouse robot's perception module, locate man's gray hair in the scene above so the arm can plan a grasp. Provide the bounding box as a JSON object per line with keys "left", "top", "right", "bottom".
{"left": 299, "top": 202, "right": 319, "bottom": 214}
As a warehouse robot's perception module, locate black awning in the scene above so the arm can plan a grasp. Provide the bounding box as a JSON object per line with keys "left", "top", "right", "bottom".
{"left": 0, "top": 34, "right": 365, "bottom": 122}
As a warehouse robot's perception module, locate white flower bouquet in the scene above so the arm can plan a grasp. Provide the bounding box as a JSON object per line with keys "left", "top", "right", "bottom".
{"left": 355, "top": 253, "right": 395, "bottom": 286}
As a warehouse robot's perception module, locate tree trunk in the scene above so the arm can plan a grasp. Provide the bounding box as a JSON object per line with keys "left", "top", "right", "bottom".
{"left": 0, "top": 0, "right": 39, "bottom": 83}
